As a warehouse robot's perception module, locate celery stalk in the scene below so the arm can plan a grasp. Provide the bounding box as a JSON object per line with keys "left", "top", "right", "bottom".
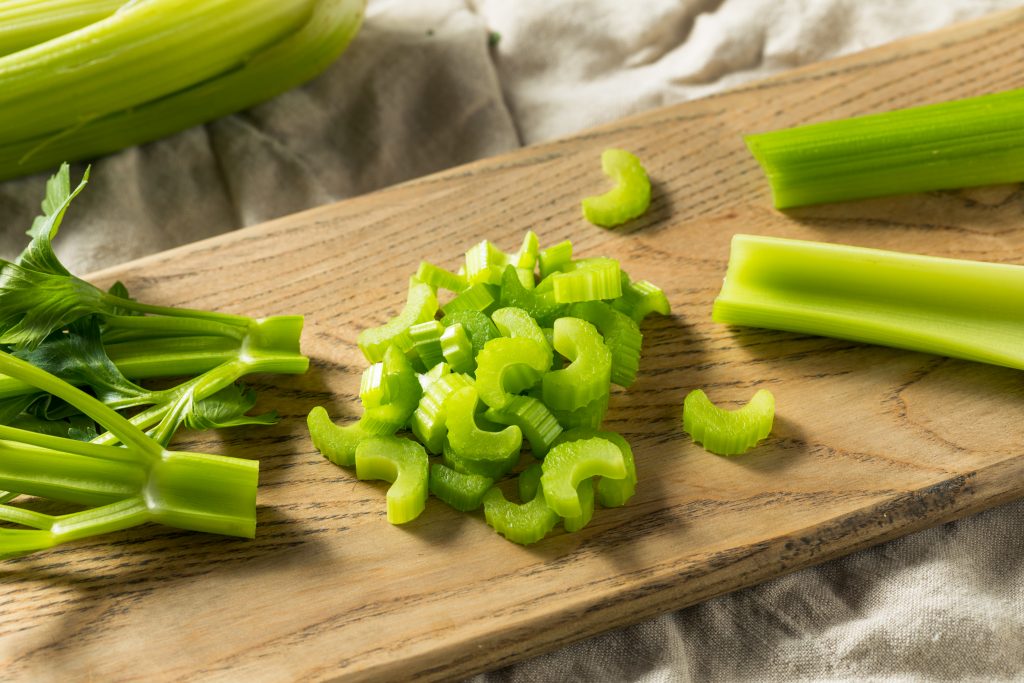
{"left": 0, "top": 0, "right": 123, "bottom": 58}
{"left": 713, "top": 234, "right": 1024, "bottom": 370}
{"left": 745, "top": 88, "right": 1024, "bottom": 207}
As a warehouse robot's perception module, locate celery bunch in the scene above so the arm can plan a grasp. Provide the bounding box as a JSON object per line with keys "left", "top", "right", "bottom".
{"left": 0, "top": 0, "right": 366, "bottom": 180}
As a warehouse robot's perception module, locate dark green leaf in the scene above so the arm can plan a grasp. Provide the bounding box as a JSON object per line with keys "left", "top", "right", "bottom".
{"left": 19, "top": 163, "right": 90, "bottom": 276}
{"left": 182, "top": 384, "right": 278, "bottom": 432}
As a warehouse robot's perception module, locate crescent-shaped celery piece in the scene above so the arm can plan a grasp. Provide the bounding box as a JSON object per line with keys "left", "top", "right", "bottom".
{"left": 416, "top": 261, "right": 467, "bottom": 293}
{"left": 682, "top": 389, "right": 775, "bottom": 456}
{"left": 542, "top": 317, "right": 612, "bottom": 412}
{"left": 713, "top": 234, "right": 1024, "bottom": 371}
{"left": 553, "top": 428, "right": 636, "bottom": 507}
{"left": 550, "top": 258, "right": 622, "bottom": 303}
{"left": 358, "top": 278, "right": 438, "bottom": 363}
{"left": 581, "top": 148, "right": 652, "bottom": 228}
{"left": 611, "top": 271, "right": 671, "bottom": 323}
{"left": 482, "top": 480, "right": 560, "bottom": 545}
{"left": 484, "top": 395, "right": 563, "bottom": 458}
{"left": 490, "top": 306, "right": 554, "bottom": 369}
{"left": 442, "top": 437, "right": 519, "bottom": 479}
{"left": 409, "top": 370, "right": 473, "bottom": 454}
{"left": 440, "top": 323, "right": 476, "bottom": 374}
{"left": 464, "top": 239, "right": 509, "bottom": 286}
{"left": 428, "top": 463, "right": 492, "bottom": 512}
{"left": 499, "top": 265, "right": 566, "bottom": 327}
{"left": 568, "top": 301, "right": 642, "bottom": 387}
{"left": 440, "top": 282, "right": 497, "bottom": 317}
{"left": 540, "top": 437, "right": 626, "bottom": 518}
{"left": 0, "top": 0, "right": 367, "bottom": 181}
{"left": 550, "top": 393, "right": 609, "bottom": 431}
{"left": 444, "top": 385, "right": 522, "bottom": 463}
{"left": 474, "top": 337, "right": 549, "bottom": 410}
{"left": 518, "top": 461, "right": 594, "bottom": 533}
{"left": 355, "top": 436, "right": 428, "bottom": 524}
{"left": 538, "top": 240, "right": 572, "bottom": 280}
{"left": 406, "top": 320, "right": 445, "bottom": 371}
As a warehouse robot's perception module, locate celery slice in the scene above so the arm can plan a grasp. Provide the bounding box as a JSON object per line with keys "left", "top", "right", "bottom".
{"left": 682, "top": 389, "right": 775, "bottom": 456}
{"left": 440, "top": 282, "right": 496, "bottom": 317}
{"left": 428, "top": 463, "right": 492, "bottom": 512}
{"left": 442, "top": 438, "right": 519, "bottom": 479}
{"left": 713, "top": 234, "right": 1024, "bottom": 370}
{"left": 612, "top": 272, "right": 671, "bottom": 323}
{"left": 538, "top": 240, "right": 573, "bottom": 279}
{"left": 581, "top": 149, "right": 652, "bottom": 228}
{"left": 745, "top": 87, "right": 1024, "bottom": 208}
{"left": 554, "top": 428, "right": 636, "bottom": 507}
{"left": 513, "top": 231, "right": 540, "bottom": 270}
{"left": 550, "top": 393, "right": 609, "bottom": 430}
{"left": 499, "top": 265, "right": 566, "bottom": 327}
{"left": 518, "top": 461, "right": 593, "bottom": 532}
{"left": 542, "top": 317, "right": 612, "bottom": 412}
{"left": 490, "top": 306, "right": 554, "bottom": 369}
{"left": 540, "top": 437, "right": 626, "bottom": 518}
{"left": 359, "top": 345, "right": 421, "bottom": 434}
{"left": 551, "top": 258, "right": 622, "bottom": 303}
{"left": 464, "top": 239, "right": 509, "bottom": 285}
{"left": 355, "top": 436, "right": 428, "bottom": 524}
{"left": 407, "top": 320, "right": 446, "bottom": 371}
{"left": 482, "top": 482, "right": 559, "bottom": 545}
{"left": 474, "top": 337, "right": 549, "bottom": 410}
{"left": 484, "top": 394, "right": 563, "bottom": 458}
{"left": 442, "top": 309, "right": 500, "bottom": 356}
{"left": 568, "top": 301, "right": 642, "bottom": 387}
{"left": 358, "top": 278, "right": 438, "bottom": 363}
{"left": 444, "top": 386, "right": 522, "bottom": 463}
{"left": 416, "top": 261, "right": 468, "bottom": 293}
{"left": 410, "top": 371, "right": 473, "bottom": 454}
{"left": 440, "top": 323, "right": 476, "bottom": 374}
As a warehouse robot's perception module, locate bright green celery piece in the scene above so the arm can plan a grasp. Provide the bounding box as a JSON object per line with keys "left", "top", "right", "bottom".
{"left": 682, "top": 389, "right": 775, "bottom": 456}
{"left": 464, "top": 239, "right": 510, "bottom": 285}
{"left": 407, "top": 320, "right": 445, "bottom": 371}
{"left": 442, "top": 309, "right": 499, "bottom": 355}
{"left": 512, "top": 231, "right": 540, "bottom": 270}
{"left": 542, "top": 317, "right": 611, "bottom": 412}
{"left": 416, "top": 361, "right": 450, "bottom": 393}
{"left": 0, "top": 0, "right": 367, "bottom": 181}
{"left": 358, "top": 278, "right": 437, "bottom": 363}
{"left": 474, "top": 337, "right": 549, "bottom": 410}
{"left": 611, "top": 272, "right": 671, "bottom": 323}
{"left": 550, "top": 393, "right": 609, "bottom": 430}
{"left": 568, "top": 301, "right": 642, "bottom": 387}
{"left": 485, "top": 395, "right": 562, "bottom": 458}
{"left": 0, "top": 0, "right": 123, "bottom": 58}
{"left": 444, "top": 385, "right": 522, "bottom": 465}
{"left": 442, "top": 437, "right": 519, "bottom": 479}
{"left": 581, "top": 149, "right": 652, "bottom": 228}
{"left": 416, "top": 261, "right": 467, "bottom": 293}
{"left": 550, "top": 258, "right": 622, "bottom": 304}
{"left": 538, "top": 240, "right": 572, "bottom": 279}
{"left": 540, "top": 437, "right": 626, "bottom": 518}
{"left": 440, "top": 282, "right": 496, "bottom": 317}
{"left": 519, "top": 461, "right": 594, "bottom": 533}
{"left": 355, "top": 436, "right": 428, "bottom": 524}
{"left": 0, "top": 349, "right": 258, "bottom": 559}
{"left": 499, "top": 265, "right": 565, "bottom": 327}
{"left": 440, "top": 323, "right": 476, "bottom": 374}
{"left": 554, "top": 428, "right": 636, "bottom": 507}
{"left": 713, "top": 234, "right": 1024, "bottom": 371}
{"left": 428, "top": 462, "right": 492, "bottom": 512}
{"left": 490, "top": 306, "right": 554, "bottom": 369}
{"left": 482, "top": 478, "right": 560, "bottom": 545}
{"left": 745, "top": 87, "right": 1024, "bottom": 208}
{"left": 410, "top": 370, "right": 473, "bottom": 454}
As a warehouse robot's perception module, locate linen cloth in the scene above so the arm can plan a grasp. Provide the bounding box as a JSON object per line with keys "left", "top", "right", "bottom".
{"left": 1, "top": 1, "right": 1023, "bottom": 680}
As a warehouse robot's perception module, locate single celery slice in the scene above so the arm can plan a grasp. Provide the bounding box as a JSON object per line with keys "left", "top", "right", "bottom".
{"left": 484, "top": 394, "right": 563, "bottom": 458}
{"left": 539, "top": 240, "right": 573, "bottom": 279}
{"left": 416, "top": 261, "right": 468, "bottom": 293}
{"left": 513, "top": 231, "right": 540, "bottom": 270}
{"left": 360, "top": 345, "right": 421, "bottom": 433}
{"left": 355, "top": 436, "right": 429, "bottom": 524}
{"left": 682, "top": 389, "right": 775, "bottom": 456}
{"left": 568, "top": 301, "right": 642, "bottom": 387}
{"left": 482, "top": 483, "right": 559, "bottom": 545}
{"left": 581, "top": 149, "right": 652, "bottom": 228}
{"left": 518, "top": 461, "right": 593, "bottom": 532}
{"left": 540, "top": 437, "right": 626, "bottom": 518}
{"left": 416, "top": 361, "right": 449, "bottom": 392}
{"left": 551, "top": 258, "right": 622, "bottom": 303}
{"left": 499, "top": 265, "right": 566, "bottom": 327}
{"left": 611, "top": 272, "right": 671, "bottom": 322}
{"left": 444, "top": 385, "right": 522, "bottom": 463}
{"left": 542, "top": 317, "right": 611, "bottom": 412}
{"left": 744, "top": 87, "right": 1024, "bottom": 208}
{"left": 440, "top": 282, "right": 496, "bottom": 317}
{"left": 442, "top": 438, "right": 519, "bottom": 479}
{"left": 410, "top": 371, "right": 473, "bottom": 454}
{"left": 550, "top": 393, "right": 608, "bottom": 430}
{"left": 358, "top": 278, "right": 438, "bottom": 363}
{"left": 308, "top": 406, "right": 365, "bottom": 467}
{"left": 490, "top": 306, "right": 554, "bottom": 369}
{"left": 713, "top": 234, "right": 1024, "bottom": 370}
{"left": 474, "top": 337, "right": 549, "bottom": 410}
{"left": 428, "top": 463, "right": 493, "bottom": 512}
{"left": 554, "top": 428, "right": 636, "bottom": 507}
{"left": 442, "top": 309, "right": 500, "bottom": 355}
{"left": 407, "top": 320, "right": 446, "bottom": 370}
{"left": 464, "top": 239, "right": 510, "bottom": 285}
{"left": 440, "top": 323, "right": 476, "bottom": 374}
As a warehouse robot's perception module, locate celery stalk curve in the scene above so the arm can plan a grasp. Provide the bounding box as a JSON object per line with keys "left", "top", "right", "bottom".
{"left": 712, "top": 234, "right": 1024, "bottom": 370}
{"left": 745, "top": 88, "right": 1024, "bottom": 207}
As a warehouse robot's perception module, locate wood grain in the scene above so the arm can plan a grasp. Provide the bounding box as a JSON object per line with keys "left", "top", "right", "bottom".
{"left": 4, "top": 8, "right": 1024, "bottom": 681}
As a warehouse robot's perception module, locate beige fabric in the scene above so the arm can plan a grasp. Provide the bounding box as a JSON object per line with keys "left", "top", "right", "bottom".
{"left": 0, "top": 1, "right": 1022, "bottom": 679}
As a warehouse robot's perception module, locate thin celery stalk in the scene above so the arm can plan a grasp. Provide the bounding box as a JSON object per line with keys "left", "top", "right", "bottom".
{"left": 712, "top": 234, "right": 1024, "bottom": 370}
{"left": 745, "top": 87, "right": 1024, "bottom": 207}
{"left": 0, "top": 0, "right": 124, "bottom": 58}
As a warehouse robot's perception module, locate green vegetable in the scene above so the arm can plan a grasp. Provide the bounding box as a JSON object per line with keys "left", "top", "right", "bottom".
{"left": 538, "top": 240, "right": 572, "bottom": 279}
{"left": 358, "top": 278, "right": 438, "bottom": 363}
{"left": 540, "top": 437, "right": 626, "bottom": 518}
{"left": 0, "top": 0, "right": 122, "bottom": 58}
{"left": 554, "top": 428, "right": 636, "bottom": 507}
{"left": 745, "top": 87, "right": 1024, "bottom": 208}
{"left": 416, "top": 261, "right": 467, "bottom": 293}
{"left": 474, "top": 337, "right": 549, "bottom": 410}
{"left": 568, "top": 301, "right": 642, "bottom": 387}
{"left": 440, "top": 323, "right": 476, "bottom": 374}
{"left": 406, "top": 320, "right": 446, "bottom": 371}
{"left": 581, "top": 149, "right": 652, "bottom": 228}
{"left": 499, "top": 265, "right": 566, "bottom": 327}
{"left": 542, "top": 317, "right": 611, "bottom": 412}
{"left": 409, "top": 370, "right": 473, "bottom": 454}
{"left": 355, "top": 436, "right": 429, "bottom": 524}
{"left": 0, "top": 348, "right": 258, "bottom": 558}
{"left": 611, "top": 272, "right": 671, "bottom": 323}
{"left": 484, "top": 395, "right": 562, "bottom": 458}
{"left": 713, "top": 234, "right": 1024, "bottom": 371}
{"left": 550, "top": 258, "right": 622, "bottom": 303}
{"left": 440, "top": 282, "right": 496, "bottom": 317}
{"left": 444, "top": 385, "right": 522, "bottom": 464}
{"left": 490, "top": 306, "right": 553, "bottom": 369}
{"left": 482, "top": 478, "right": 560, "bottom": 545}
{"left": 682, "top": 389, "right": 774, "bottom": 456}
{"left": 428, "top": 463, "right": 492, "bottom": 512}
{"left": 0, "top": 0, "right": 366, "bottom": 181}
{"left": 518, "top": 461, "right": 593, "bottom": 533}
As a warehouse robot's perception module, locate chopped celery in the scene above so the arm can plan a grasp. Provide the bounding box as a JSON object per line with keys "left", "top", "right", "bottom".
{"left": 611, "top": 272, "right": 671, "bottom": 323}
{"left": 539, "top": 240, "right": 573, "bottom": 279}
{"left": 540, "top": 437, "right": 626, "bottom": 518}
{"left": 429, "top": 463, "right": 492, "bottom": 512}
{"left": 410, "top": 371, "right": 474, "bottom": 454}
{"left": 444, "top": 386, "right": 522, "bottom": 464}
{"left": 568, "top": 301, "right": 642, "bottom": 387}
{"left": 416, "top": 261, "right": 468, "bottom": 293}
{"left": 490, "top": 306, "right": 554, "bottom": 369}
{"left": 682, "top": 389, "right": 775, "bottom": 456}
{"left": 518, "top": 461, "right": 593, "bottom": 532}
{"left": 551, "top": 258, "right": 622, "bottom": 303}
{"left": 442, "top": 309, "right": 499, "bottom": 355}
{"left": 745, "top": 87, "right": 1024, "bottom": 208}
{"left": 464, "top": 239, "right": 509, "bottom": 285}
{"left": 474, "top": 337, "right": 549, "bottom": 410}
{"left": 358, "top": 278, "right": 438, "bottom": 363}
{"left": 443, "top": 437, "right": 519, "bottom": 479}
{"left": 512, "top": 231, "right": 540, "bottom": 270}
{"left": 581, "top": 149, "right": 652, "bottom": 228}
{"left": 355, "top": 436, "right": 429, "bottom": 524}
{"left": 499, "top": 265, "right": 566, "bottom": 327}
{"left": 440, "top": 323, "right": 476, "bottom": 374}
{"left": 550, "top": 393, "right": 609, "bottom": 430}
{"left": 542, "top": 317, "right": 611, "bottom": 412}
{"left": 554, "top": 428, "right": 636, "bottom": 507}
{"left": 484, "top": 395, "right": 563, "bottom": 458}
{"left": 713, "top": 234, "right": 1024, "bottom": 370}
{"left": 407, "top": 320, "right": 446, "bottom": 370}
{"left": 482, "top": 481, "right": 560, "bottom": 545}
{"left": 440, "top": 282, "right": 497, "bottom": 317}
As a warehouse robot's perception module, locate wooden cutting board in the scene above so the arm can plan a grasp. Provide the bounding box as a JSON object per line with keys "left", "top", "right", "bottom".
{"left": 5, "top": 8, "right": 1024, "bottom": 682}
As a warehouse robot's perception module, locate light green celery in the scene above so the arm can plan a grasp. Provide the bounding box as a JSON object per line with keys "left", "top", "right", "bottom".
{"left": 0, "top": 0, "right": 365, "bottom": 180}
{"left": 0, "top": 0, "right": 123, "bottom": 58}
{"left": 440, "top": 323, "right": 476, "bottom": 374}
{"left": 554, "top": 428, "right": 636, "bottom": 507}
{"left": 482, "top": 481, "right": 559, "bottom": 545}
{"left": 713, "top": 234, "right": 1024, "bottom": 370}
{"left": 484, "top": 395, "right": 562, "bottom": 458}
{"left": 499, "top": 265, "right": 565, "bottom": 327}
{"left": 539, "top": 240, "right": 572, "bottom": 279}
{"left": 428, "top": 463, "right": 492, "bottom": 512}
{"left": 542, "top": 317, "right": 611, "bottom": 412}
{"left": 406, "top": 320, "right": 445, "bottom": 371}
{"left": 444, "top": 386, "right": 522, "bottom": 464}
{"left": 0, "top": 349, "right": 258, "bottom": 558}
{"left": 745, "top": 87, "right": 1024, "bottom": 208}
{"left": 358, "top": 278, "right": 438, "bottom": 362}
{"left": 683, "top": 389, "right": 775, "bottom": 456}
{"left": 550, "top": 393, "right": 609, "bottom": 430}
{"left": 581, "top": 149, "right": 651, "bottom": 228}
{"left": 442, "top": 437, "right": 519, "bottom": 479}
{"left": 410, "top": 371, "right": 473, "bottom": 454}
{"left": 355, "top": 436, "right": 428, "bottom": 524}
{"left": 474, "top": 337, "right": 549, "bottom": 410}
{"left": 540, "top": 437, "right": 625, "bottom": 518}
{"left": 551, "top": 258, "right": 622, "bottom": 303}
{"left": 512, "top": 231, "right": 540, "bottom": 270}
{"left": 416, "top": 261, "right": 467, "bottom": 293}
{"left": 611, "top": 273, "right": 671, "bottom": 322}
{"left": 518, "top": 462, "right": 594, "bottom": 533}
{"left": 464, "top": 239, "right": 509, "bottom": 285}
{"left": 442, "top": 309, "right": 499, "bottom": 355}
{"left": 568, "top": 301, "right": 642, "bottom": 387}
{"left": 440, "top": 282, "right": 496, "bottom": 317}
{"left": 490, "top": 306, "right": 553, "bottom": 369}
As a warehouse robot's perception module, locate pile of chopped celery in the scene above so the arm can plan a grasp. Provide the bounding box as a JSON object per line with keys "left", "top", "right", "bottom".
{"left": 308, "top": 232, "right": 669, "bottom": 544}
{"left": 0, "top": 164, "right": 308, "bottom": 559}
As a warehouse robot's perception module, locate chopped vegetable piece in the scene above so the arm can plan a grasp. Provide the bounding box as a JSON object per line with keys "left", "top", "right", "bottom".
{"left": 712, "top": 234, "right": 1024, "bottom": 371}
{"left": 410, "top": 371, "right": 473, "bottom": 454}
{"left": 429, "top": 463, "right": 492, "bottom": 512}
{"left": 444, "top": 386, "right": 522, "bottom": 463}
{"left": 499, "top": 265, "right": 566, "bottom": 327}
{"left": 355, "top": 436, "right": 429, "bottom": 524}
{"left": 611, "top": 272, "right": 671, "bottom": 322}
{"left": 474, "top": 337, "right": 549, "bottom": 410}
{"left": 682, "top": 389, "right": 775, "bottom": 456}
{"left": 581, "top": 149, "right": 652, "bottom": 228}
{"left": 442, "top": 309, "right": 500, "bottom": 355}
{"left": 440, "top": 323, "right": 476, "bottom": 374}
{"left": 744, "top": 87, "right": 1024, "bottom": 208}
{"left": 568, "top": 301, "right": 642, "bottom": 387}
{"left": 554, "top": 428, "right": 636, "bottom": 507}
{"left": 416, "top": 261, "right": 468, "bottom": 293}
{"left": 464, "top": 239, "right": 509, "bottom": 285}
{"left": 549, "top": 393, "right": 609, "bottom": 430}
{"left": 542, "top": 317, "right": 611, "bottom": 412}
{"left": 484, "top": 395, "right": 563, "bottom": 458}
{"left": 358, "top": 278, "right": 438, "bottom": 363}
{"left": 482, "top": 483, "right": 559, "bottom": 545}
{"left": 490, "top": 306, "right": 554, "bottom": 369}
{"left": 440, "top": 282, "right": 497, "bottom": 317}
{"left": 538, "top": 240, "right": 573, "bottom": 279}
{"left": 551, "top": 258, "right": 622, "bottom": 303}
{"left": 518, "top": 461, "right": 593, "bottom": 532}
{"left": 442, "top": 437, "right": 520, "bottom": 479}
{"left": 407, "top": 320, "right": 446, "bottom": 370}
{"left": 512, "top": 231, "right": 540, "bottom": 270}
{"left": 540, "top": 437, "right": 626, "bottom": 518}
{"left": 308, "top": 406, "right": 365, "bottom": 467}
